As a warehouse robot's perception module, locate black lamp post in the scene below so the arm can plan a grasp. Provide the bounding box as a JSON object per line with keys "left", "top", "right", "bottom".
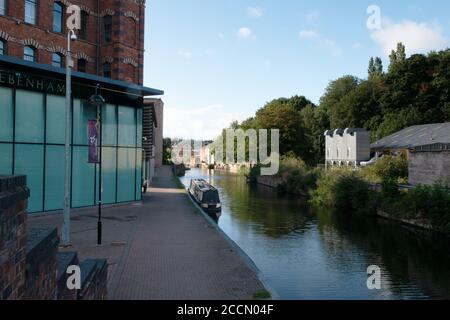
{"left": 89, "top": 84, "right": 105, "bottom": 245}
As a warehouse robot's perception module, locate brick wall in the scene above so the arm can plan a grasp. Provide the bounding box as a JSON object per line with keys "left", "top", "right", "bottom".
{"left": 25, "top": 228, "right": 59, "bottom": 300}
{"left": 0, "top": 175, "right": 29, "bottom": 300}
{"left": 409, "top": 151, "right": 450, "bottom": 185}
{"left": 0, "top": 0, "right": 145, "bottom": 84}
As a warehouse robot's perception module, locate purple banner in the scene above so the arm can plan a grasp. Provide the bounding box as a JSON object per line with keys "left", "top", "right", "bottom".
{"left": 88, "top": 119, "right": 100, "bottom": 163}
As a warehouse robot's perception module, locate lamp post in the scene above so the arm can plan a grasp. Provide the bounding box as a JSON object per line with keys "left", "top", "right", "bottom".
{"left": 89, "top": 85, "right": 105, "bottom": 245}
{"left": 62, "top": 5, "right": 81, "bottom": 246}
{"left": 62, "top": 30, "right": 78, "bottom": 246}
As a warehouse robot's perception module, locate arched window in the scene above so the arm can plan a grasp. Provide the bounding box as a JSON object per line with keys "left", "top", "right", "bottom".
{"left": 102, "top": 15, "right": 112, "bottom": 43}
{"left": 0, "top": 0, "right": 6, "bottom": 16}
{"left": 53, "top": 2, "right": 64, "bottom": 33}
{"left": 129, "top": 18, "right": 136, "bottom": 47}
{"left": 52, "top": 53, "right": 63, "bottom": 68}
{"left": 24, "top": 46, "right": 36, "bottom": 62}
{"left": 0, "top": 40, "right": 5, "bottom": 55}
{"left": 78, "top": 59, "right": 87, "bottom": 72}
{"left": 102, "top": 62, "right": 111, "bottom": 78}
{"left": 78, "top": 11, "right": 88, "bottom": 40}
{"left": 25, "top": 0, "right": 37, "bottom": 25}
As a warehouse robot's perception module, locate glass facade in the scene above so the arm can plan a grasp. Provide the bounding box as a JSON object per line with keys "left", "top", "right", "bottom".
{"left": 0, "top": 87, "right": 143, "bottom": 214}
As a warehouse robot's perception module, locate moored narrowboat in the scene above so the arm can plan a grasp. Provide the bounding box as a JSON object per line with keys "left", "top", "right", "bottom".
{"left": 188, "top": 179, "right": 222, "bottom": 220}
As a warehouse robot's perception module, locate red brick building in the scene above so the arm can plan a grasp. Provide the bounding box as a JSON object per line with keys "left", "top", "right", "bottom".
{"left": 0, "top": 0, "right": 145, "bottom": 84}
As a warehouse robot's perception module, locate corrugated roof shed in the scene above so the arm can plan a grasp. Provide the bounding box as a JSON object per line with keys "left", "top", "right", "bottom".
{"left": 371, "top": 122, "right": 450, "bottom": 151}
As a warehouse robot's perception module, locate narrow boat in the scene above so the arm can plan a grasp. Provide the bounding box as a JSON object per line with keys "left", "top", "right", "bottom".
{"left": 188, "top": 179, "right": 222, "bottom": 220}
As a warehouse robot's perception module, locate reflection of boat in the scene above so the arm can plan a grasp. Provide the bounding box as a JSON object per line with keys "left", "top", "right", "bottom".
{"left": 188, "top": 179, "right": 222, "bottom": 221}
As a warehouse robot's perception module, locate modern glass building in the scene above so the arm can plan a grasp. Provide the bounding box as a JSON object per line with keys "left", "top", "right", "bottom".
{"left": 0, "top": 55, "right": 163, "bottom": 214}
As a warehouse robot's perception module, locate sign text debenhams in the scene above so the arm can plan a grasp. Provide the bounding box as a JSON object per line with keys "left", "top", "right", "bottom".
{"left": 0, "top": 69, "right": 66, "bottom": 95}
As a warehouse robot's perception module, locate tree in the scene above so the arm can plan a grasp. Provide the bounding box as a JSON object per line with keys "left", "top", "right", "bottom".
{"left": 389, "top": 42, "right": 406, "bottom": 71}
{"left": 368, "top": 57, "right": 376, "bottom": 78}
{"left": 319, "top": 75, "right": 360, "bottom": 128}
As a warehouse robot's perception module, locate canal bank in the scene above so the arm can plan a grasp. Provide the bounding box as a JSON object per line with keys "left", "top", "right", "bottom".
{"left": 29, "top": 166, "right": 268, "bottom": 300}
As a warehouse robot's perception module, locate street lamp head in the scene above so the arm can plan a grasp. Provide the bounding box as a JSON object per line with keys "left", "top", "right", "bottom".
{"left": 70, "top": 33, "right": 77, "bottom": 41}
{"left": 88, "top": 84, "right": 105, "bottom": 107}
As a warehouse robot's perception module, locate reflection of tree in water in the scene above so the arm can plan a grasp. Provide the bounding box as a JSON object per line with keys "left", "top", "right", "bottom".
{"left": 214, "top": 173, "right": 313, "bottom": 239}
{"left": 315, "top": 208, "right": 450, "bottom": 299}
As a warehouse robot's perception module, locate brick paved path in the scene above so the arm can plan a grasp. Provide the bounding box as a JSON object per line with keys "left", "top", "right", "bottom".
{"left": 29, "top": 166, "right": 266, "bottom": 300}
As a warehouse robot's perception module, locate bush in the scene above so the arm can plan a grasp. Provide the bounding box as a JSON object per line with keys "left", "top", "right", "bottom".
{"left": 361, "top": 153, "right": 408, "bottom": 184}
{"left": 380, "top": 182, "right": 450, "bottom": 234}
{"left": 276, "top": 154, "right": 319, "bottom": 195}
{"left": 311, "top": 169, "right": 377, "bottom": 216}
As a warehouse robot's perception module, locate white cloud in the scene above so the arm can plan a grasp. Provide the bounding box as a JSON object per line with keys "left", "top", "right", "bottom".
{"left": 237, "top": 27, "right": 253, "bottom": 39}
{"left": 247, "top": 6, "right": 263, "bottom": 18}
{"left": 299, "top": 30, "right": 319, "bottom": 39}
{"left": 299, "top": 31, "right": 342, "bottom": 56}
{"left": 323, "top": 39, "right": 342, "bottom": 57}
{"left": 164, "top": 105, "right": 242, "bottom": 140}
{"left": 371, "top": 18, "right": 449, "bottom": 56}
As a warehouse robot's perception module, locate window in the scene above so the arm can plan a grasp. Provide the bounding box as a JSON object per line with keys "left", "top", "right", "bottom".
{"left": 0, "top": 0, "right": 6, "bottom": 16}
{"left": 0, "top": 40, "right": 5, "bottom": 55}
{"left": 24, "top": 46, "right": 36, "bottom": 62}
{"left": 78, "top": 59, "right": 87, "bottom": 72}
{"left": 103, "top": 62, "right": 111, "bottom": 78}
{"left": 52, "top": 53, "right": 63, "bottom": 68}
{"left": 129, "top": 18, "right": 136, "bottom": 46}
{"left": 78, "top": 11, "right": 88, "bottom": 40}
{"left": 25, "top": 0, "right": 37, "bottom": 25}
{"left": 347, "top": 147, "right": 351, "bottom": 159}
{"left": 103, "top": 15, "right": 112, "bottom": 43}
{"left": 53, "top": 2, "right": 63, "bottom": 33}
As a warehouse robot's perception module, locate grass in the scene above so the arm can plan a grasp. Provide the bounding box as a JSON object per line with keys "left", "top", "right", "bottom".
{"left": 253, "top": 290, "right": 271, "bottom": 300}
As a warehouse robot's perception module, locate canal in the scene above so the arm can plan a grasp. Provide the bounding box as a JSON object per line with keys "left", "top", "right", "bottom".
{"left": 180, "top": 168, "right": 450, "bottom": 300}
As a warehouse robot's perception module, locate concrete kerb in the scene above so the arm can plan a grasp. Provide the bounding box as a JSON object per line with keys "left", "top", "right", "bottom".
{"left": 183, "top": 186, "right": 280, "bottom": 300}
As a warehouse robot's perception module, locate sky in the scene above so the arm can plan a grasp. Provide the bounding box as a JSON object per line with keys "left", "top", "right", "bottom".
{"left": 144, "top": 0, "right": 450, "bottom": 140}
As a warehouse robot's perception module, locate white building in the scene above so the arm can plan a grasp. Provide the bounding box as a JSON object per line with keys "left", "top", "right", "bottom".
{"left": 324, "top": 128, "right": 371, "bottom": 167}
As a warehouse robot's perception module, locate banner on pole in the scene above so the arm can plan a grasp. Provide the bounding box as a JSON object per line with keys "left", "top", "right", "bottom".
{"left": 88, "top": 119, "right": 100, "bottom": 163}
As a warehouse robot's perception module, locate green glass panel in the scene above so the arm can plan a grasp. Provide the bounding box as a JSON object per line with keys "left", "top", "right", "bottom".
{"left": 136, "top": 149, "right": 142, "bottom": 201}
{"left": 46, "top": 95, "right": 70, "bottom": 144}
{"left": 44, "top": 146, "right": 64, "bottom": 211}
{"left": 117, "top": 147, "right": 136, "bottom": 202}
{"left": 15, "top": 90, "right": 44, "bottom": 143}
{"left": 102, "top": 104, "right": 117, "bottom": 146}
{"left": 96, "top": 147, "right": 117, "bottom": 205}
{"left": 72, "top": 146, "right": 95, "bottom": 207}
{"left": 15, "top": 144, "right": 44, "bottom": 213}
{"left": 0, "top": 88, "right": 13, "bottom": 141}
{"left": 73, "top": 99, "right": 97, "bottom": 145}
{"left": 0, "top": 143, "right": 12, "bottom": 174}
{"left": 118, "top": 106, "right": 136, "bottom": 147}
{"left": 137, "top": 108, "right": 142, "bottom": 148}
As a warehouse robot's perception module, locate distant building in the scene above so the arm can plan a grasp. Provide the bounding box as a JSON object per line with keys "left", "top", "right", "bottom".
{"left": 200, "top": 142, "right": 214, "bottom": 166}
{"left": 324, "top": 128, "right": 371, "bottom": 167}
{"left": 371, "top": 122, "right": 450, "bottom": 186}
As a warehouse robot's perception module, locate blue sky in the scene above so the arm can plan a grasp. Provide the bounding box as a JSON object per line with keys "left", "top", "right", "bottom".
{"left": 144, "top": 1, "right": 450, "bottom": 139}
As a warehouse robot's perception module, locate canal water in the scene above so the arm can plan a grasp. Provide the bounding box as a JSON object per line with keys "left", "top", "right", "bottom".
{"left": 180, "top": 168, "right": 450, "bottom": 300}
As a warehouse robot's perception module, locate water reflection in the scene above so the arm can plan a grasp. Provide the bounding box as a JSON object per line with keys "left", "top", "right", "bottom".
{"left": 180, "top": 168, "right": 450, "bottom": 300}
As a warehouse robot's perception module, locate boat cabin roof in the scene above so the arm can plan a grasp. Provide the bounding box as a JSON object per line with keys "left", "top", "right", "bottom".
{"left": 191, "top": 179, "right": 218, "bottom": 192}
